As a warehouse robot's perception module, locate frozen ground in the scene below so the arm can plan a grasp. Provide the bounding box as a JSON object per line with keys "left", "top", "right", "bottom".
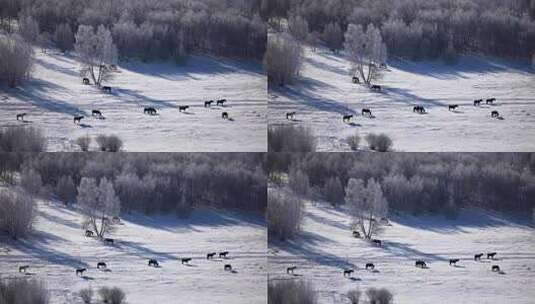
{"left": 269, "top": 48, "right": 535, "bottom": 151}
{"left": 0, "top": 50, "right": 267, "bottom": 152}
{"left": 269, "top": 202, "right": 535, "bottom": 304}
{"left": 0, "top": 200, "right": 267, "bottom": 304}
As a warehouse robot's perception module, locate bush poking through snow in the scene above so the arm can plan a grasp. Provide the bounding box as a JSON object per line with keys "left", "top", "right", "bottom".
{"left": 20, "top": 167, "right": 43, "bottom": 197}
{"left": 0, "top": 126, "right": 47, "bottom": 152}
{"left": 268, "top": 279, "right": 318, "bottom": 304}
{"left": 267, "top": 187, "right": 303, "bottom": 240}
{"left": 79, "top": 288, "right": 93, "bottom": 304}
{"left": 347, "top": 288, "right": 362, "bottom": 304}
{"left": 98, "top": 287, "right": 126, "bottom": 304}
{"left": 366, "top": 287, "right": 393, "bottom": 304}
{"left": 365, "top": 133, "right": 393, "bottom": 152}
{"left": 76, "top": 135, "right": 91, "bottom": 151}
{"left": 0, "top": 278, "right": 49, "bottom": 304}
{"left": 268, "top": 125, "right": 316, "bottom": 152}
{"left": 0, "top": 188, "right": 35, "bottom": 239}
{"left": 346, "top": 134, "right": 361, "bottom": 151}
{"left": 96, "top": 135, "right": 123, "bottom": 152}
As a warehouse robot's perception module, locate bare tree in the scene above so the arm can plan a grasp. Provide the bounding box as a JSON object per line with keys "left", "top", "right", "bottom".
{"left": 0, "top": 34, "right": 34, "bottom": 87}
{"left": 267, "top": 187, "right": 303, "bottom": 240}
{"left": 345, "top": 178, "right": 388, "bottom": 239}
{"left": 75, "top": 25, "right": 117, "bottom": 86}
{"left": 344, "top": 23, "right": 387, "bottom": 85}
{"left": 0, "top": 188, "right": 34, "bottom": 239}
{"left": 18, "top": 15, "right": 39, "bottom": 43}
{"left": 77, "top": 177, "right": 120, "bottom": 238}
{"left": 264, "top": 33, "right": 303, "bottom": 86}
{"left": 288, "top": 15, "right": 309, "bottom": 42}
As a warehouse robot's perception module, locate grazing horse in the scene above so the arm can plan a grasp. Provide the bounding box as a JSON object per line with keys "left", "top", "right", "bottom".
{"left": 76, "top": 268, "right": 87, "bottom": 276}
{"left": 352, "top": 76, "right": 360, "bottom": 84}
{"left": 371, "top": 85, "right": 381, "bottom": 91}
{"left": 16, "top": 113, "right": 26, "bottom": 121}
{"left": 343, "top": 269, "right": 354, "bottom": 277}
{"left": 487, "top": 252, "right": 497, "bottom": 259}
{"left": 97, "top": 262, "right": 107, "bottom": 269}
{"left": 371, "top": 239, "right": 382, "bottom": 246}
{"left": 222, "top": 112, "right": 229, "bottom": 119}
{"left": 448, "top": 105, "right": 458, "bottom": 111}
{"left": 224, "top": 264, "right": 232, "bottom": 271}
{"left": 82, "top": 78, "right": 90, "bottom": 85}
{"left": 19, "top": 265, "right": 30, "bottom": 273}
{"left": 74, "top": 116, "right": 84, "bottom": 124}
{"left": 204, "top": 100, "right": 213, "bottom": 107}
{"left": 207, "top": 252, "right": 216, "bottom": 259}
{"left": 474, "top": 99, "right": 482, "bottom": 106}
{"left": 216, "top": 99, "right": 227, "bottom": 106}
{"left": 449, "top": 259, "right": 460, "bottom": 266}
{"left": 101, "top": 86, "right": 112, "bottom": 93}
{"left": 219, "top": 251, "right": 229, "bottom": 258}
{"left": 181, "top": 258, "right": 192, "bottom": 264}
{"left": 287, "top": 266, "right": 297, "bottom": 274}
{"left": 492, "top": 265, "right": 500, "bottom": 272}
{"left": 85, "top": 230, "right": 94, "bottom": 237}
{"left": 148, "top": 259, "right": 159, "bottom": 267}
{"left": 179, "top": 106, "right": 189, "bottom": 112}
{"left": 343, "top": 115, "right": 353, "bottom": 123}
{"left": 365, "top": 263, "right": 375, "bottom": 270}
{"left": 352, "top": 231, "right": 361, "bottom": 238}
{"left": 413, "top": 106, "right": 426, "bottom": 114}
{"left": 92, "top": 110, "right": 103, "bottom": 117}
{"left": 486, "top": 98, "right": 496, "bottom": 104}
{"left": 286, "top": 112, "right": 296, "bottom": 120}
{"left": 144, "top": 107, "right": 157, "bottom": 115}
{"left": 474, "top": 253, "right": 483, "bottom": 261}
{"left": 104, "top": 238, "right": 114, "bottom": 244}
{"left": 491, "top": 111, "right": 499, "bottom": 118}
{"left": 415, "top": 260, "right": 426, "bottom": 268}
{"left": 361, "top": 108, "right": 372, "bottom": 117}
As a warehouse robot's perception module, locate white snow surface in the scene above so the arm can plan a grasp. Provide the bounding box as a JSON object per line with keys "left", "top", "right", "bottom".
{"left": 269, "top": 48, "right": 535, "bottom": 151}
{"left": 0, "top": 50, "right": 267, "bottom": 152}
{"left": 0, "top": 200, "right": 267, "bottom": 304}
{"left": 269, "top": 202, "right": 535, "bottom": 304}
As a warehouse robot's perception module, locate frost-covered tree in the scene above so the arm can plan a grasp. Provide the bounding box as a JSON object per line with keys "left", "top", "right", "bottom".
{"left": 18, "top": 15, "right": 39, "bottom": 43}
{"left": 323, "top": 176, "right": 344, "bottom": 205}
{"left": 288, "top": 15, "right": 309, "bottom": 42}
{"left": 264, "top": 33, "right": 302, "bottom": 86}
{"left": 56, "top": 175, "right": 76, "bottom": 205}
{"left": 323, "top": 22, "right": 343, "bottom": 52}
{"left": 75, "top": 25, "right": 117, "bottom": 86}
{"left": 345, "top": 178, "right": 388, "bottom": 239}
{"left": 0, "top": 34, "right": 34, "bottom": 87}
{"left": 54, "top": 23, "right": 74, "bottom": 52}
{"left": 77, "top": 177, "right": 120, "bottom": 238}
{"left": 267, "top": 187, "right": 303, "bottom": 240}
{"left": 0, "top": 188, "right": 34, "bottom": 239}
{"left": 344, "top": 23, "right": 387, "bottom": 84}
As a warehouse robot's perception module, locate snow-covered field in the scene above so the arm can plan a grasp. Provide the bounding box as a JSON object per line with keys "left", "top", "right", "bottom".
{"left": 269, "top": 48, "right": 535, "bottom": 151}
{"left": 269, "top": 202, "right": 535, "bottom": 304}
{"left": 0, "top": 200, "right": 267, "bottom": 304}
{"left": 0, "top": 50, "right": 267, "bottom": 152}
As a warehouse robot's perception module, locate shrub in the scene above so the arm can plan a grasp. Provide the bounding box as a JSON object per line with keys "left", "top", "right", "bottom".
{"left": 268, "top": 279, "right": 317, "bottom": 304}
{"left": 54, "top": 23, "right": 74, "bottom": 52}
{"left": 0, "top": 278, "right": 49, "bottom": 304}
{"left": 347, "top": 288, "right": 362, "bottom": 304}
{"left": 289, "top": 167, "right": 310, "bottom": 197}
{"left": 98, "top": 287, "right": 126, "bottom": 304}
{"left": 20, "top": 167, "right": 43, "bottom": 196}
{"left": 267, "top": 187, "right": 303, "bottom": 240}
{"left": 366, "top": 287, "right": 393, "bottom": 304}
{"left": 264, "top": 33, "right": 303, "bottom": 86}
{"left": 0, "top": 188, "right": 35, "bottom": 239}
{"left": 55, "top": 175, "right": 77, "bottom": 204}
{"left": 346, "top": 134, "right": 361, "bottom": 151}
{"left": 365, "top": 133, "right": 393, "bottom": 152}
{"left": 323, "top": 176, "right": 344, "bottom": 205}
{"left": 79, "top": 288, "right": 93, "bottom": 304}
{"left": 96, "top": 135, "right": 123, "bottom": 152}
{"left": 268, "top": 125, "right": 316, "bottom": 152}
{"left": 76, "top": 135, "right": 91, "bottom": 151}
{"left": 0, "top": 126, "right": 47, "bottom": 152}
{"left": 0, "top": 34, "right": 34, "bottom": 87}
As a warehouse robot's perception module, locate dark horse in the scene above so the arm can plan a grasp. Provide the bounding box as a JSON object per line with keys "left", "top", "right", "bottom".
{"left": 474, "top": 99, "right": 482, "bottom": 106}
{"left": 287, "top": 266, "right": 297, "bottom": 274}
{"left": 222, "top": 112, "right": 229, "bottom": 119}
{"left": 371, "top": 85, "right": 382, "bottom": 91}
{"left": 286, "top": 112, "right": 296, "bottom": 120}
{"left": 179, "top": 106, "right": 189, "bottom": 112}
{"left": 449, "top": 259, "right": 460, "bottom": 266}
{"left": 101, "top": 86, "right": 112, "bottom": 93}
{"left": 82, "top": 78, "right": 90, "bottom": 85}
{"left": 85, "top": 230, "right": 94, "bottom": 237}
{"left": 486, "top": 98, "right": 496, "bottom": 104}
{"left": 415, "top": 260, "right": 426, "bottom": 268}
{"left": 181, "top": 258, "right": 192, "bottom": 264}
{"left": 217, "top": 99, "right": 227, "bottom": 106}
{"left": 474, "top": 253, "right": 483, "bottom": 261}
{"left": 371, "top": 239, "right": 382, "bottom": 246}
{"left": 413, "top": 106, "right": 426, "bottom": 114}
{"left": 491, "top": 111, "right": 499, "bottom": 118}
{"left": 74, "top": 116, "right": 84, "bottom": 124}
{"left": 219, "top": 251, "right": 229, "bottom": 258}
{"left": 204, "top": 100, "right": 213, "bottom": 107}
{"left": 487, "top": 252, "right": 497, "bottom": 259}
{"left": 92, "top": 110, "right": 103, "bottom": 117}
{"left": 19, "top": 265, "right": 30, "bottom": 273}
{"left": 343, "top": 269, "right": 354, "bottom": 276}
{"left": 104, "top": 238, "right": 114, "bottom": 244}
{"left": 144, "top": 107, "right": 157, "bottom": 115}
{"left": 97, "top": 262, "right": 107, "bottom": 269}
{"left": 352, "top": 231, "right": 361, "bottom": 238}
{"left": 16, "top": 113, "right": 26, "bottom": 121}
{"left": 352, "top": 76, "right": 360, "bottom": 84}
{"left": 224, "top": 264, "right": 232, "bottom": 271}
{"left": 448, "top": 105, "right": 458, "bottom": 111}
{"left": 148, "top": 259, "right": 159, "bottom": 267}
{"left": 491, "top": 265, "right": 500, "bottom": 272}
{"left": 365, "top": 263, "right": 375, "bottom": 270}
{"left": 76, "top": 268, "right": 87, "bottom": 276}
{"left": 343, "top": 115, "right": 353, "bottom": 123}
{"left": 362, "top": 108, "right": 372, "bottom": 117}
{"left": 207, "top": 252, "right": 216, "bottom": 259}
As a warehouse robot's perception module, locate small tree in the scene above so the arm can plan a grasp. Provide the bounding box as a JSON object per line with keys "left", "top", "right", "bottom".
{"left": 75, "top": 25, "right": 118, "bottom": 86}
{"left": 344, "top": 23, "right": 387, "bottom": 84}
{"left": 288, "top": 167, "right": 310, "bottom": 197}
{"left": 56, "top": 175, "right": 77, "bottom": 204}
{"left": 345, "top": 178, "right": 388, "bottom": 239}
{"left": 264, "top": 33, "right": 302, "bottom": 86}
{"left": 19, "top": 15, "right": 40, "bottom": 43}
{"left": 77, "top": 177, "right": 121, "bottom": 238}
{"left": 346, "top": 134, "right": 361, "bottom": 151}
{"left": 0, "top": 188, "right": 35, "bottom": 239}
{"left": 54, "top": 23, "right": 74, "bottom": 53}
{"left": 20, "top": 166, "right": 43, "bottom": 196}
{"left": 79, "top": 288, "right": 94, "bottom": 304}
{"left": 347, "top": 288, "right": 362, "bottom": 304}
{"left": 76, "top": 135, "right": 91, "bottom": 151}
{"left": 0, "top": 34, "right": 34, "bottom": 87}
{"left": 323, "top": 22, "right": 344, "bottom": 52}
{"left": 366, "top": 287, "right": 393, "bottom": 304}
{"left": 267, "top": 187, "right": 303, "bottom": 240}
{"left": 324, "top": 176, "right": 344, "bottom": 205}
{"left": 288, "top": 15, "right": 309, "bottom": 42}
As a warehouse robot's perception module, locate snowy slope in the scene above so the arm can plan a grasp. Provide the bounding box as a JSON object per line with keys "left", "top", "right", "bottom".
{"left": 0, "top": 200, "right": 267, "bottom": 304}
{"left": 269, "top": 48, "right": 535, "bottom": 151}
{"left": 269, "top": 202, "right": 535, "bottom": 304}
{"left": 0, "top": 50, "right": 267, "bottom": 152}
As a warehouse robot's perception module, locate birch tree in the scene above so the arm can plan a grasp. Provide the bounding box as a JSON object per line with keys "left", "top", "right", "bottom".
{"left": 75, "top": 25, "right": 117, "bottom": 86}
{"left": 345, "top": 178, "right": 388, "bottom": 239}
{"left": 344, "top": 23, "right": 387, "bottom": 84}
{"left": 77, "top": 177, "right": 120, "bottom": 238}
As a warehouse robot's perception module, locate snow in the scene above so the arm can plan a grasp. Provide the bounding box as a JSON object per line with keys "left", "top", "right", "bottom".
{"left": 269, "top": 48, "right": 535, "bottom": 151}
{"left": 0, "top": 200, "right": 267, "bottom": 304}
{"left": 0, "top": 50, "right": 267, "bottom": 152}
{"left": 269, "top": 202, "right": 535, "bottom": 304}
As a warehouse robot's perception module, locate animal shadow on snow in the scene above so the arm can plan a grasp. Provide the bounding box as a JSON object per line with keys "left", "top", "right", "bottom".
{"left": 349, "top": 277, "right": 361, "bottom": 282}
{"left": 77, "top": 123, "right": 92, "bottom": 129}
{"left": 81, "top": 276, "right": 94, "bottom": 281}
{"left": 184, "top": 263, "right": 198, "bottom": 267}
{"left": 347, "top": 122, "right": 362, "bottom": 127}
